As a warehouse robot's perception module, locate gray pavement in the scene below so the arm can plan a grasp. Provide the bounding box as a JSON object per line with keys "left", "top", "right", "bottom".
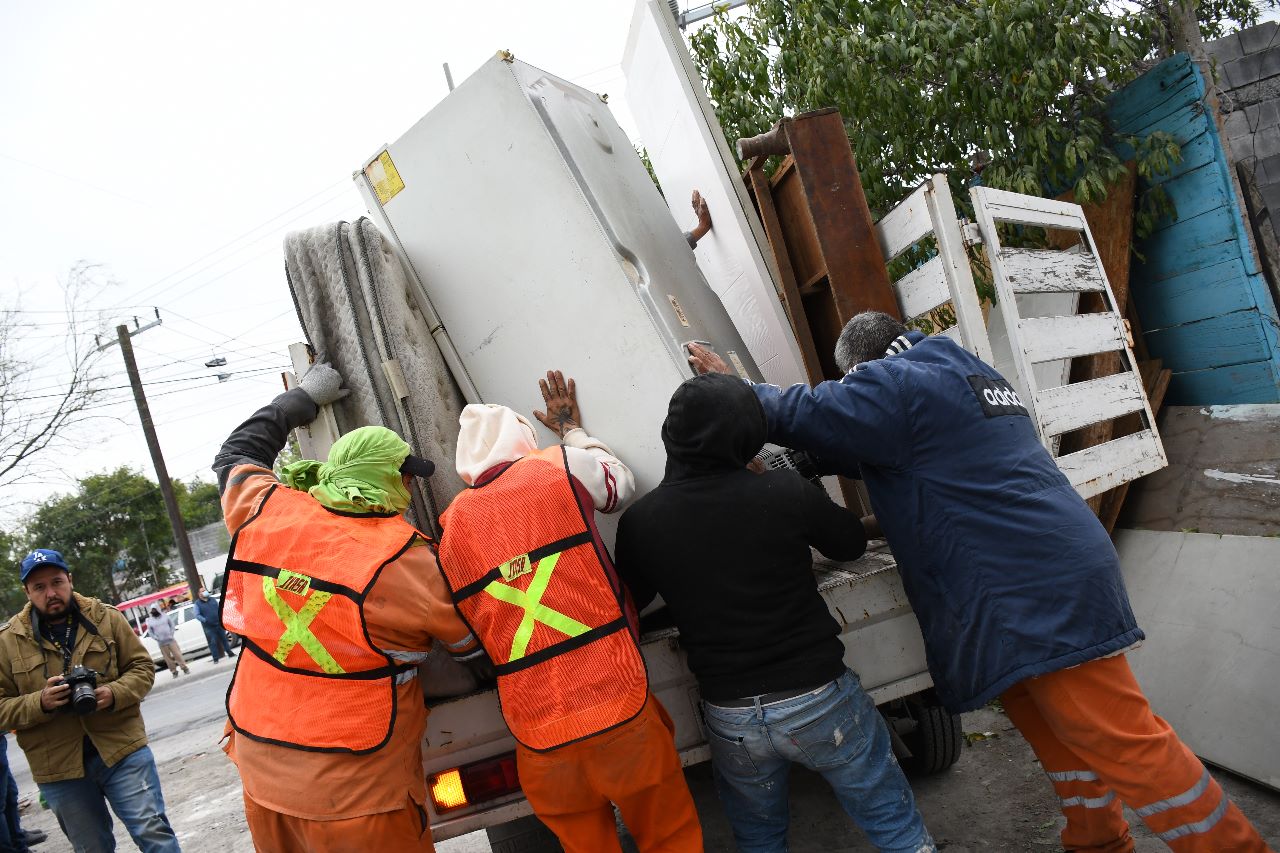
{"left": 8, "top": 654, "right": 235, "bottom": 799}
{"left": 10, "top": 657, "right": 493, "bottom": 852}
{"left": 9, "top": 663, "right": 1277, "bottom": 851}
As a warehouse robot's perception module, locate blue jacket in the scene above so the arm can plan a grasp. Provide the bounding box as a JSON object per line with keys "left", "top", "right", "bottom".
{"left": 193, "top": 596, "right": 221, "bottom": 628}
{"left": 754, "top": 332, "right": 1143, "bottom": 712}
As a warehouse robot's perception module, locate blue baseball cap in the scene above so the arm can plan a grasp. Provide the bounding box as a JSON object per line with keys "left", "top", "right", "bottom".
{"left": 20, "top": 549, "right": 71, "bottom": 582}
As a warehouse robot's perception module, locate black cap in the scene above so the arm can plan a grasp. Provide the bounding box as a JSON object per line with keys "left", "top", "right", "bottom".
{"left": 399, "top": 454, "right": 436, "bottom": 478}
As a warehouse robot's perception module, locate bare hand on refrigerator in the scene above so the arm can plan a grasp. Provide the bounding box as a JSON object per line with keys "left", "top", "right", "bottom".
{"left": 534, "top": 370, "right": 582, "bottom": 438}
{"left": 687, "top": 342, "right": 731, "bottom": 376}
{"left": 689, "top": 190, "right": 712, "bottom": 243}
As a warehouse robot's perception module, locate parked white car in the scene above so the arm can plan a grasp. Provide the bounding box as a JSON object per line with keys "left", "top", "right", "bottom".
{"left": 139, "top": 600, "right": 237, "bottom": 669}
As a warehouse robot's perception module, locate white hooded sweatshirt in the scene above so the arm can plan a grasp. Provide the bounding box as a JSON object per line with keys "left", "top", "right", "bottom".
{"left": 454, "top": 404, "right": 634, "bottom": 514}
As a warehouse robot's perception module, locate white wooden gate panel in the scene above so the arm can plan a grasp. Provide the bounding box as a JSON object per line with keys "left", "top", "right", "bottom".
{"left": 969, "top": 186, "right": 1166, "bottom": 499}
{"left": 1035, "top": 372, "right": 1146, "bottom": 437}
{"left": 1020, "top": 313, "right": 1126, "bottom": 363}
{"left": 285, "top": 342, "right": 340, "bottom": 461}
{"left": 1001, "top": 247, "right": 1108, "bottom": 294}
{"left": 874, "top": 174, "right": 993, "bottom": 363}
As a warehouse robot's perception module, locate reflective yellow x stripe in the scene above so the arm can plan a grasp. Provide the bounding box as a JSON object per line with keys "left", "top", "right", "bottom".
{"left": 262, "top": 576, "right": 345, "bottom": 674}
{"left": 482, "top": 551, "right": 589, "bottom": 662}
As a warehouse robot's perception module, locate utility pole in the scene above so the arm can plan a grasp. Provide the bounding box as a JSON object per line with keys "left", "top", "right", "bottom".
{"left": 105, "top": 317, "right": 202, "bottom": 595}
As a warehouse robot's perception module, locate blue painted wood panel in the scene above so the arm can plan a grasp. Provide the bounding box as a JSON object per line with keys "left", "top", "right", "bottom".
{"left": 1164, "top": 358, "right": 1280, "bottom": 405}
{"left": 1108, "top": 54, "right": 1280, "bottom": 403}
{"left": 1134, "top": 256, "right": 1255, "bottom": 329}
{"left": 1144, "top": 308, "right": 1273, "bottom": 371}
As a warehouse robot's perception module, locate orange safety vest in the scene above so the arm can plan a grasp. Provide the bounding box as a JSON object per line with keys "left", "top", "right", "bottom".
{"left": 437, "top": 446, "right": 648, "bottom": 751}
{"left": 221, "top": 484, "right": 421, "bottom": 753}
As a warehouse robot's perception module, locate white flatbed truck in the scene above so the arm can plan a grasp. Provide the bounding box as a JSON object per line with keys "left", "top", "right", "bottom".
{"left": 278, "top": 46, "right": 1164, "bottom": 849}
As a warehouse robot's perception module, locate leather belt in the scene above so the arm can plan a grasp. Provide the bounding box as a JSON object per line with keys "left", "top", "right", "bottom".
{"left": 706, "top": 680, "right": 833, "bottom": 709}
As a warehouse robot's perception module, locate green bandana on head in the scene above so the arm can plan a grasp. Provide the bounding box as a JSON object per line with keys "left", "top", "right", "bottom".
{"left": 280, "top": 426, "right": 412, "bottom": 515}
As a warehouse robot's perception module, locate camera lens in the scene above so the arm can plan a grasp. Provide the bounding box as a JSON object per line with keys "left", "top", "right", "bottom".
{"left": 70, "top": 683, "right": 96, "bottom": 715}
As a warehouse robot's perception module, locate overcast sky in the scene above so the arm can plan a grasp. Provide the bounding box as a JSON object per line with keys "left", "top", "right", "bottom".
{"left": 0, "top": 1, "right": 655, "bottom": 516}
{"left": 5, "top": 4, "right": 1271, "bottom": 521}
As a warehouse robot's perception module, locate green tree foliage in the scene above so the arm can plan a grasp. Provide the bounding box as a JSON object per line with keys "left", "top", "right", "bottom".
{"left": 688, "top": 0, "right": 1266, "bottom": 238}
{"left": 637, "top": 146, "right": 664, "bottom": 195}
{"left": 176, "top": 478, "right": 222, "bottom": 529}
{"left": 272, "top": 432, "right": 303, "bottom": 480}
{"left": 23, "top": 468, "right": 169, "bottom": 603}
{"left": 17, "top": 469, "right": 223, "bottom": 606}
{"left": 0, "top": 530, "right": 28, "bottom": 620}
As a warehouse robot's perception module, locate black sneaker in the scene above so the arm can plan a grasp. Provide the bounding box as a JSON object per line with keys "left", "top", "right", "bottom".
{"left": 23, "top": 828, "right": 48, "bottom": 845}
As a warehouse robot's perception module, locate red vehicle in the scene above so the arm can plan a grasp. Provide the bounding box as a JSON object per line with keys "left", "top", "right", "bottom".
{"left": 117, "top": 583, "right": 192, "bottom": 635}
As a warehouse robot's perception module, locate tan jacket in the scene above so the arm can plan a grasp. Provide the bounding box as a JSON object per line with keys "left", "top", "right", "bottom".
{"left": 0, "top": 592, "right": 155, "bottom": 782}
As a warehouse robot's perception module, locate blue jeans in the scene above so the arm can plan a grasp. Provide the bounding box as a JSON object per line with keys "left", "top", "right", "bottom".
{"left": 0, "top": 736, "right": 28, "bottom": 853}
{"left": 202, "top": 624, "right": 231, "bottom": 661}
{"left": 39, "top": 745, "right": 180, "bottom": 853}
{"left": 703, "top": 669, "right": 934, "bottom": 853}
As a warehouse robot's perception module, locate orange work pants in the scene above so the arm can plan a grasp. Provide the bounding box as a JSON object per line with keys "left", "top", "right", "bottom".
{"left": 1001, "top": 654, "right": 1273, "bottom": 853}
{"left": 516, "top": 694, "right": 703, "bottom": 853}
{"left": 242, "top": 792, "right": 435, "bottom": 853}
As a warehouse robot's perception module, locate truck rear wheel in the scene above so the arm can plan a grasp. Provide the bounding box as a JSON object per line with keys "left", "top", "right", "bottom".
{"left": 882, "top": 691, "right": 962, "bottom": 775}
{"left": 486, "top": 815, "right": 563, "bottom": 853}
{"left": 897, "top": 695, "right": 962, "bottom": 775}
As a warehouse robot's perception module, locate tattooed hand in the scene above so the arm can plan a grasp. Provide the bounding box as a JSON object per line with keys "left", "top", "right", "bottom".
{"left": 534, "top": 370, "right": 583, "bottom": 438}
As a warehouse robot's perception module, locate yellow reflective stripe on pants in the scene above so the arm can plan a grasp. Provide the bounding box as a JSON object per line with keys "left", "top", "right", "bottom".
{"left": 262, "top": 576, "right": 345, "bottom": 674}
{"left": 482, "top": 551, "right": 590, "bottom": 662}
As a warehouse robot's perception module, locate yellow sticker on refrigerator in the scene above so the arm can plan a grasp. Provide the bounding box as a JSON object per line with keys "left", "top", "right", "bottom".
{"left": 365, "top": 151, "right": 405, "bottom": 205}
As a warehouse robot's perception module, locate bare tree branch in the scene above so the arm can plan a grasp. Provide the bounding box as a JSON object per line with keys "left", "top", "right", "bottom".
{"left": 0, "top": 263, "right": 115, "bottom": 490}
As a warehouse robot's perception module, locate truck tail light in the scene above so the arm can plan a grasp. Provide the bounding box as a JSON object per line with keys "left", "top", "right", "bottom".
{"left": 430, "top": 769, "right": 467, "bottom": 812}
{"left": 428, "top": 752, "right": 522, "bottom": 813}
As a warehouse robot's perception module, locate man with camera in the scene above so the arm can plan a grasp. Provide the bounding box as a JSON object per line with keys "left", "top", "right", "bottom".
{"left": 0, "top": 549, "right": 180, "bottom": 853}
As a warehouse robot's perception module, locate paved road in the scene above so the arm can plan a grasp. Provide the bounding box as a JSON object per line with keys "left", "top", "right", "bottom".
{"left": 9, "top": 658, "right": 495, "bottom": 852}
{"left": 12, "top": 665, "right": 1277, "bottom": 852}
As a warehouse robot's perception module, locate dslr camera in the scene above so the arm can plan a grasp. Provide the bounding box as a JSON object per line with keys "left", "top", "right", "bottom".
{"left": 62, "top": 665, "right": 100, "bottom": 716}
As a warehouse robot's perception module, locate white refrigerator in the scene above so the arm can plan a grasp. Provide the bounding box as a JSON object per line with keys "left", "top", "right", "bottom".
{"left": 354, "top": 54, "right": 767, "bottom": 544}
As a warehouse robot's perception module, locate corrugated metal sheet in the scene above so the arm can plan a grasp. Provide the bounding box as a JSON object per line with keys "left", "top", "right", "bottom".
{"left": 1108, "top": 54, "right": 1280, "bottom": 403}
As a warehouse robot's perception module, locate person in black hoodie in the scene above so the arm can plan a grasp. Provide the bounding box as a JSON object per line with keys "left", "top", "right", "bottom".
{"left": 614, "top": 373, "right": 934, "bottom": 853}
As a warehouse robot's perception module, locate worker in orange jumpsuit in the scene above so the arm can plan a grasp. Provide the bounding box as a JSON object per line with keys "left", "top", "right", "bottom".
{"left": 436, "top": 371, "right": 702, "bottom": 853}
{"left": 213, "top": 363, "right": 480, "bottom": 852}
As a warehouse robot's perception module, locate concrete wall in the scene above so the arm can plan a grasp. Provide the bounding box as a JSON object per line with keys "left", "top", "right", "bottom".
{"left": 1209, "top": 22, "right": 1280, "bottom": 200}
{"left": 187, "top": 520, "right": 229, "bottom": 564}
{"left": 1209, "top": 22, "right": 1280, "bottom": 309}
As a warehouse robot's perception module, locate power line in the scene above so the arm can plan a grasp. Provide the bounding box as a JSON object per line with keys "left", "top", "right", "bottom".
{"left": 0, "top": 151, "right": 155, "bottom": 210}
{"left": 75, "top": 368, "right": 287, "bottom": 414}
{"left": 162, "top": 309, "right": 300, "bottom": 364}
{"left": 11, "top": 366, "right": 286, "bottom": 403}
{"left": 146, "top": 309, "right": 298, "bottom": 364}
{"left": 4, "top": 305, "right": 158, "bottom": 315}
{"left": 107, "top": 180, "right": 352, "bottom": 308}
